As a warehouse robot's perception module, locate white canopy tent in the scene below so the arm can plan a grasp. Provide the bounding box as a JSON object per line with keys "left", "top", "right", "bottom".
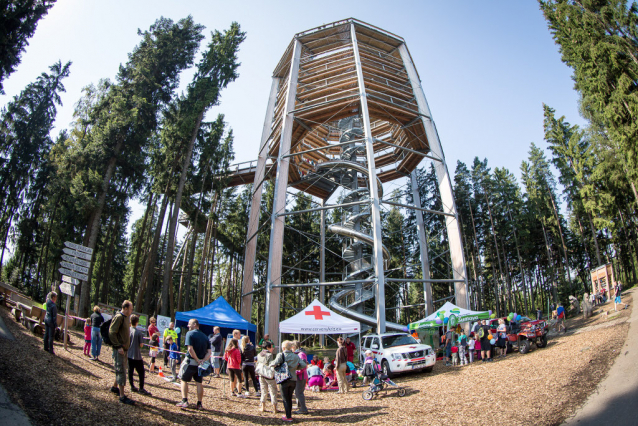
{"left": 279, "top": 299, "right": 360, "bottom": 334}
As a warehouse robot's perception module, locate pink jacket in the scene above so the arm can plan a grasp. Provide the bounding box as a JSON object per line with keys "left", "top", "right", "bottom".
{"left": 296, "top": 350, "right": 308, "bottom": 381}
{"left": 84, "top": 323, "right": 91, "bottom": 340}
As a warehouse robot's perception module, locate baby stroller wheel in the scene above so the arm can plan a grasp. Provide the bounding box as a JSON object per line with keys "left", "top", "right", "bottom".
{"left": 362, "top": 390, "right": 374, "bottom": 401}
{"left": 398, "top": 387, "right": 406, "bottom": 397}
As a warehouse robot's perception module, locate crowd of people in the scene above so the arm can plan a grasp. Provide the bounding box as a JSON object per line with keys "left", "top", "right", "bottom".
{"left": 39, "top": 287, "right": 629, "bottom": 420}
{"left": 58, "top": 299, "right": 363, "bottom": 422}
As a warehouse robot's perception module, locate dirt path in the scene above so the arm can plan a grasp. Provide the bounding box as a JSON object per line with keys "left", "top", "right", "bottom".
{"left": 563, "top": 288, "right": 636, "bottom": 425}
{"left": 0, "top": 295, "right": 632, "bottom": 426}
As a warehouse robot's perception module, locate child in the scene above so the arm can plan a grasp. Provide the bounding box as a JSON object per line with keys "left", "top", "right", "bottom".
{"left": 224, "top": 338, "right": 242, "bottom": 397}
{"left": 451, "top": 343, "right": 459, "bottom": 366}
{"left": 346, "top": 361, "right": 358, "bottom": 388}
{"left": 323, "top": 364, "right": 337, "bottom": 388}
{"left": 307, "top": 363, "right": 324, "bottom": 392}
{"left": 361, "top": 350, "right": 379, "bottom": 385}
{"left": 458, "top": 331, "right": 467, "bottom": 366}
{"left": 83, "top": 318, "right": 92, "bottom": 356}
{"left": 468, "top": 333, "right": 475, "bottom": 363}
{"left": 167, "top": 336, "right": 180, "bottom": 382}
{"left": 149, "top": 332, "right": 159, "bottom": 373}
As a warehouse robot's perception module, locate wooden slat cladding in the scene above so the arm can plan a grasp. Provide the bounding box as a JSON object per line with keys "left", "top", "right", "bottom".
{"left": 257, "top": 19, "right": 436, "bottom": 199}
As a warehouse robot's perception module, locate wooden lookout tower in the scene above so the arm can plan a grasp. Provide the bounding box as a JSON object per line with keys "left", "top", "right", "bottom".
{"left": 238, "top": 19, "right": 468, "bottom": 343}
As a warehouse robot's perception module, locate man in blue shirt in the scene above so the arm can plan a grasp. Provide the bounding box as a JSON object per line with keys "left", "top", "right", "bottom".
{"left": 176, "top": 319, "right": 211, "bottom": 410}
{"left": 556, "top": 304, "right": 566, "bottom": 333}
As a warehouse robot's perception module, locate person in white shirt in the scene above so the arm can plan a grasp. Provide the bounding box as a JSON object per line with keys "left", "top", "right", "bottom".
{"left": 467, "top": 334, "right": 476, "bottom": 363}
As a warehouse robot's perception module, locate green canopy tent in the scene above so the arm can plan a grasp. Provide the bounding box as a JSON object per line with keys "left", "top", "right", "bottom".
{"left": 408, "top": 301, "right": 489, "bottom": 347}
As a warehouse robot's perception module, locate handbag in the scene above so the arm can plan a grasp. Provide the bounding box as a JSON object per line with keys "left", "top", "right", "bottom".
{"left": 256, "top": 362, "right": 275, "bottom": 380}
{"left": 198, "top": 360, "right": 212, "bottom": 377}
{"left": 274, "top": 354, "right": 292, "bottom": 384}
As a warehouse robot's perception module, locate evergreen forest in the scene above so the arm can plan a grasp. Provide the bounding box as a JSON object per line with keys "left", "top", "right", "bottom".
{"left": 1, "top": 1, "right": 637, "bottom": 335}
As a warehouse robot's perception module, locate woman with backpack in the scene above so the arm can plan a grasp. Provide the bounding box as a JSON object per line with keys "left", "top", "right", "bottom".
{"left": 240, "top": 336, "right": 260, "bottom": 396}
{"left": 269, "top": 340, "right": 306, "bottom": 422}
{"left": 43, "top": 292, "right": 58, "bottom": 355}
{"left": 257, "top": 342, "right": 278, "bottom": 413}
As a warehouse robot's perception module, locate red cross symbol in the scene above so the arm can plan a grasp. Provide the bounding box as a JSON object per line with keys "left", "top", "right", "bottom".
{"left": 305, "top": 305, "right": 330, "bottom": 320}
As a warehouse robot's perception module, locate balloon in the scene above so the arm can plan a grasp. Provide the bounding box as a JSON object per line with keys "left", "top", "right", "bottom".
{"left": 490, "top": 338, "right": 496, "bottom": 345}
{"left": 403, "top": 326, "right": 409, "bottom": 332}
{"left": 437, "top": 311, "right": 445, "bottom": 320}
{"left": 488, "top": 310, "right": 493, "bottom": 316}
{"left": 513, "top": 313, "right": 517, "bottom": 319}
{"left": 435, "top": 318, "right": 442, "bottom": 324}
{"left": 516, "top": 315, "right": 521, "bottom": 321}
{"left": 487, "top": 334, "right": 493, "bottom": 340}
{"left": 490, "top": 313, "right": 496, "bottom": 319}
{"left": 443, "top": 317, "right": 449, "bottom": 324}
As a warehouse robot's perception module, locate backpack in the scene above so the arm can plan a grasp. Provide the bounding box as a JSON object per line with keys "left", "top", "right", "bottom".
{"left": 100, "top": 317, "right": 114, "bottom": 346}
{"left": 100, "top": 312, "right": 122, "bottom": 346}
{"left": 274, "top": 353, "right": 292, "bottom": 384}
{"left": 478, "top": 326, "right": 485, "bottom": 339}
{"left": 460, "top": 336, "right": 467, "bottom": 347}
{"left": 362, "top": 361, "right": 377, "bottom": 377}
{"left": 256, "top": 359, "right": 275, "bottom": 379}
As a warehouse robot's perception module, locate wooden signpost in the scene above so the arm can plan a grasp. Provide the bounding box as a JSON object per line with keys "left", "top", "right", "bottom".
{"left": 60, "top": 241, "right": 93, "bottom": 350}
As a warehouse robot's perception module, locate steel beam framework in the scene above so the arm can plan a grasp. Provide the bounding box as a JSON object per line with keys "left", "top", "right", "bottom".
{"left": 238, "top": 19, "right": 469, "bottom": 345}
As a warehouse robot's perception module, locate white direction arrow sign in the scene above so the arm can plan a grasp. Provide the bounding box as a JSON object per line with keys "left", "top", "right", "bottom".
{"left": 59, "top": 268, "right": 88, "bottom": 281}
{"left": 62, "top": 275, "right": 80, "bottom": 285}
{"left": 59, "top": 261, "right": 89, "bottom": 274}
{"left": 61, "top": 254, "right": 91, "bottom": 268}
{"left": 62, "top": 248, "right": 92, "bottom": 261}
{"left": 60, "top": 282, "right": 75, "bottom": 296}
{"left": 64, "top": 241, "right": 93, "bottom": 255}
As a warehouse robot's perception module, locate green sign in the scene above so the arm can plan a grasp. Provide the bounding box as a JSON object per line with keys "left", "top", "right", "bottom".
{"left": 448, "top": 314, "right": 458, "bottom": 327}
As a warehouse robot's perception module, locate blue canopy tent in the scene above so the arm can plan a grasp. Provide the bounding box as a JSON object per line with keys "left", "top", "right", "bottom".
{"left": 175, "top": 296, "right": 257, "bottom": 346}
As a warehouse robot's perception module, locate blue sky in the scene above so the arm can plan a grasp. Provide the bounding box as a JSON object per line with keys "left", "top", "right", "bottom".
{"left": 1, "top": 1, "right": 583, "bottom": 236}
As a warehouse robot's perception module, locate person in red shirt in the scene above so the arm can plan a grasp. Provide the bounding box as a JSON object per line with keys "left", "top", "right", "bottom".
{"left": 345, "top": 337, "right": 356, "bottom": 363}
{"left": 224, "top": 338, "right": 242, "bottom": 397}
{"left": 148, "top": 317, "right": 159, "bottom": 338}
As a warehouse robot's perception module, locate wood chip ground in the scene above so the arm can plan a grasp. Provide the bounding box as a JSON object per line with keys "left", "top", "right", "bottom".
{"left": 0, "top": 296, "right": 631, "bottom": 426}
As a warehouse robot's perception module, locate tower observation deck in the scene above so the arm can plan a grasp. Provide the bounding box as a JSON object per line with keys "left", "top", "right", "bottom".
{"left": 238, "top": 18, "right": 468, "bottom": 343}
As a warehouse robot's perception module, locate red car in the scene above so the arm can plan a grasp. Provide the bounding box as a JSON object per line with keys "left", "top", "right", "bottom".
{"left": 485, "top": 316, "right": 549, "bottom": 354}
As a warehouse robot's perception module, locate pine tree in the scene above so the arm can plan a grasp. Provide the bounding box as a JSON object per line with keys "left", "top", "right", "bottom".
{"left": 0, "top": 0, "right": 57, "bottom": 93}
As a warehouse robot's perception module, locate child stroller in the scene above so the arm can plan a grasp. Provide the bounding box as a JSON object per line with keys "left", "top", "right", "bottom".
{"left": 361, "top": 359, "right": 406, "bottom": 400}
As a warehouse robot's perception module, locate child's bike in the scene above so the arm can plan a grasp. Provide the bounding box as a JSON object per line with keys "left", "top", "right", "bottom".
{"left": 362, "top": 374, "right": 406, "bottom": 400}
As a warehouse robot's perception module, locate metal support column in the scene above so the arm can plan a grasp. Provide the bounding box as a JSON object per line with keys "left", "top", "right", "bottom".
{"left": 264, "top": 39, "right": 302, "bottom": 347}
{"left": 398, "top": 44, "right": 469, "bottom": 309}
{"left": 410, "top": 170, "right": 433, "bottom": 316}
{"left": 241, "top": 77, "right": 280, "bottom": 322}
{"left": 320, "top": 198, "right": 326, "bottom": 348}
{"left": 351, "top": 23, "right": 387, "bottom": 333}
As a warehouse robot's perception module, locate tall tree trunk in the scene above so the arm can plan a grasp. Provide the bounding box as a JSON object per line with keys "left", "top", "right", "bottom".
{"left": 177, "top": 229, "right": 192, "bottom": 313}
{"left": 540, "top": 222, "right": 558, "bottom": 303}
{"left": 137, "top": 195, "right": 169, "bottom": 313}
{"left": 160, "top": 111, "right": 205, "bottom": 316}
{"left": 131, "top": 191, "right": 155, "bottom": 299}
{"left": 183, "top": 231, "right": 198, "bottom": 312}
{"left": 197, "top": 216, "right": 213, "bottom": 308}
{"left": 155, "top": 201, "right": 173, "bottom": 315}
{"left": 79, "top": 138, "right": 123, "bottom": 317}
{"left": 547, "top": 186, "right": 572, "bottom": 287}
